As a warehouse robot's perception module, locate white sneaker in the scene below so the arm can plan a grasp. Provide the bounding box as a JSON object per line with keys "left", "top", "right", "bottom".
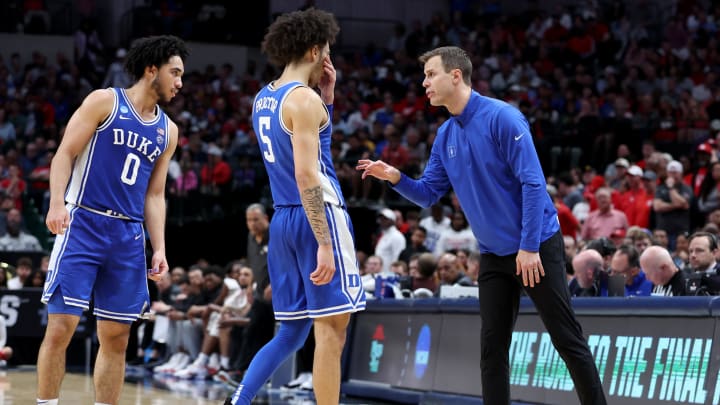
{"left": 207, "top": 352, "right": 220, "bottom": 375}
{"left": 283, "top": 372, "right": 311, "bottom": 389}
{"left": 167, "top": 352, "right": 190, "bottom": 374}
{"left": 174, "top": 362, "right": 207, "bottom": 379}
{"left": 299, "top": 374, "right": 313, "bottom": 391}
{"left": 153, "top": 352, "right": 182, "bottom": 373}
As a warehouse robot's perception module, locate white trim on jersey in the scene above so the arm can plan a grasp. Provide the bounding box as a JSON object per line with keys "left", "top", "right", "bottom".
{"left": 119, "top": 88, "right": 161, "bottom": 126}
{"left": 42, "top": 204, "right": 80, "bottom": 303}
{"left": 276, "top": 83, "right": 304, "bottom": 137}
{"left": 94, "top": 307, "right": 141, "bottom": 318}
{"left": 326, "top": 204, "right": 363, "bottom": 305}
{"left": 96, "top": 89, "right": 119, "bottom": 132}
{"left": 62, "top": 297, "right": 90, "bottom": 309}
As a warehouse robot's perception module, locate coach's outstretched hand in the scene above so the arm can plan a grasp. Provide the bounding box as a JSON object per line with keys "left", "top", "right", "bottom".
{"left": 356, "top": 159, "right": 401, "bottom": 184}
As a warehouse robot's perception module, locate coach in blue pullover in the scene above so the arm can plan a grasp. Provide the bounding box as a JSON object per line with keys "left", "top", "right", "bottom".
{"left": 358, "top": 46, "right": 606, "bottom": 404}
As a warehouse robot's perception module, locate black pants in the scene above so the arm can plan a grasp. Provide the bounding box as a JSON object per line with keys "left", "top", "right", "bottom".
{"left": 478, "top": 231, "right": 606, "bottom": 405}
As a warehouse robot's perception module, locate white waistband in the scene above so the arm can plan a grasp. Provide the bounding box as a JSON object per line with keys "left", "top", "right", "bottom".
{"left": 74, "top": 204, "right": 132, "bottom": 220}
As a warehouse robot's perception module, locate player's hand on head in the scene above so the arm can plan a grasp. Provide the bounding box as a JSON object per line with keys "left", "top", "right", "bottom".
{"left": 318, "top": 56, "right": 336, "bottom": 93}
{"left": 310, "top": 244, "right": 335, "bottom": 285}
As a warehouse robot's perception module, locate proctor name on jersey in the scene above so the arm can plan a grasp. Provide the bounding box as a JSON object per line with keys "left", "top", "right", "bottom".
{"left": 112, "top": 128, "right": 163, "bottom": 162}
{"left": 255, "top": 96, "right": 278, "bottom": 113}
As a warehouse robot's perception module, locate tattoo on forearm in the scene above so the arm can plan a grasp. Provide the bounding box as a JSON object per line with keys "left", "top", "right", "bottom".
{"left": 301, "top": 185, "right": 332, "bottom": 245}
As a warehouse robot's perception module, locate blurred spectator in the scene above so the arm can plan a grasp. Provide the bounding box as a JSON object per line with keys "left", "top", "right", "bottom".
{"left": 374, "top": 208, "right": 406, "bottom": 274}
{"left": 564, "top": 235, "right": 577, "bottom": 281}
{"left": 24, "top": 268, "right": 45, "bottom": 287}
{"left": 549, "top": 184, "right": 580, "bottom": 239}
{"left": 437, "top": 252, "right": 473, "bottom": 286}
{"left": 654, "top": 160, "right": 693, "bottom": 247}
{"left": 640, "top": 246, "right": 687, "bottom": 296}
{"left": 0, "top": 208, "right": 42, "bottom": 251}
{"left": 400, "top": 252, "right": 438, "bottom": 295}
{"left": 7, "top": 256, "right": 32, "bottom": 289}
{"left": 1, "top": 164, "right": 26, "bottom": 210}
{"left": 697, "top": 161, "right": 720, "bottom": 215}
{"left": 581, "top": 187, "right": 628, "bottom": 240}
{"left": 465, "top": 251, "right": 480, "bottom": 285}
{"left": 102, "top": 48, "right": 131, "bottom": 89}
{"left": 361, "top": 255, "right": 383, "bottom": 295}
{"left": 399, "top": 226, "right": 428, "bottom": 263}
{"left": 609, "top": 244, "right": 652, "bottom": 296}
{"left": 434, "top": 210, "right": 477, "bottom": 257}
{"left": 418, "top": 203, "right": 450, "bottom": 252}
{"left": 569, "top": 249, "right": 608, "bottom": 297}
{"left": 74, "top": 18, "right": 104, "bottom": 86}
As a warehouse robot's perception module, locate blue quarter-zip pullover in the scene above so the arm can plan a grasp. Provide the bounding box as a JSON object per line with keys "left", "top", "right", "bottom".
{"left": 393, "top": 91, "right": 559, "bottom": 255}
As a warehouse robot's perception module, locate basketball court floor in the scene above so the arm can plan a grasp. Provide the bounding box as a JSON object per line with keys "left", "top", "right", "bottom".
{"left": 1, "top": 368, "right": 382, "bottom": 404}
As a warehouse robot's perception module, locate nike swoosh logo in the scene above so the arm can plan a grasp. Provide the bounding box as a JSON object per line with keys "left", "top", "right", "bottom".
{"left": 119, "top": 115, "right": 131, "bottom": 120}
{"left": 514, "top": 133, "right": 525, "bottom": 141}
{"left": 134, "top": 234, "right": 142, "bottom": 240}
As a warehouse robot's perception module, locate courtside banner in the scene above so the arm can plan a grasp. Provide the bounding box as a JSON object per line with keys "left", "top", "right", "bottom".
{"left": 345, "top": 297, "right": 720, "bottom": 405}
{"left": 0, "top": 288, "right": 93, "bottom": 338}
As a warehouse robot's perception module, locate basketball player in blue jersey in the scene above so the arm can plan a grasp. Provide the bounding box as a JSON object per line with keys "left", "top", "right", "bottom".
{"left": 226, "top": 8, "right": 365, "bottom": 405}
{"left": 36, "top": 36, "right": 188, "bottom": 405}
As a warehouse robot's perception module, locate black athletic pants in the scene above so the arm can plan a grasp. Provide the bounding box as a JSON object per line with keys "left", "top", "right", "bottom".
{"left": 478, "top": 231, "right": 606, "bottom": 405}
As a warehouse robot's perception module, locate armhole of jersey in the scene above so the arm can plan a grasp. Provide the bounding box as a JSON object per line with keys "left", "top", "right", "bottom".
{"left": 278, "top": 83, "right": 308, "bottom": 137}
{"left": 319, "top": 103, "right": 330, "bottom": 132}
{"left": 96, "top": 88, "right": 118, "bottom": 132}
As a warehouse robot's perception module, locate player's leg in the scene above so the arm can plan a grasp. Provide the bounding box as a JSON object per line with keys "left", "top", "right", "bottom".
{"left": 92, "top": 219, "right": 149, "bottom": 402}
{"left": 311, "top": 313, "right": 350, "bottom": 405}
{"left": 304, "top": 205, "right": 363, "bottom": 404}
{"left": 37, "top": 313, "right": 81, "bottom": 400}
{"left": 38, "top": 206, "right": 99, "bottom": 402}
{"left": 94, "top": 320, "right": 132, "bottom": 403}
{"left": 227, "top": 319, "right": 313, "bottom": 405}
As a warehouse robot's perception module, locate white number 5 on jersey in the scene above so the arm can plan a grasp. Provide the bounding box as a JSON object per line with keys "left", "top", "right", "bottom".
{"left": 258, "top": 116, "right": 275, "bottom": 163}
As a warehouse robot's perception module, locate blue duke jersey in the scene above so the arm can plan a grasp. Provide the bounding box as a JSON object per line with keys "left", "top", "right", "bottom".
{"left": 65, "top": 88, "right": 169, "bottom": 220}
{"left": 252, "top": 81, "right": 345, "bottom": 208}
{"left": 252, "top": 81, "right": 365, "bottom": 319}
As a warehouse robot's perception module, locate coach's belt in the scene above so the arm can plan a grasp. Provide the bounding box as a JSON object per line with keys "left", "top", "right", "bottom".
{"left": 75, "top": 204, "right": 132, "bottom": 220}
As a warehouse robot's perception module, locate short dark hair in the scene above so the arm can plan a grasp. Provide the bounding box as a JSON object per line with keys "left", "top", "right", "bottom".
{"left": 689, "top": 231, "right": 718, "bottom": 251}
{"left": 616, "top": 244, "right": 640, "bottom": 268}
{"left": 585, "top": 237, "right": 616, "bottom": 257}
{"left": 203, "top": 265, "right": 225, "bottom": 279}
{"left": 416, "top": 252, "right": 437, "bottom": 278}
{"left": 124, "top": 35, "right": 189, "bottom": 82}
{"left": 261, "top": 8, "right": 340, "bottom": 67}
{"left": 418, "top": 46, "right": 472, "bottom": 85}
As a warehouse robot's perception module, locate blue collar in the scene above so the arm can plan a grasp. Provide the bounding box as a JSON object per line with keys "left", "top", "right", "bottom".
{"left": 453, "top": 91, "right": 482, "bottom": 128}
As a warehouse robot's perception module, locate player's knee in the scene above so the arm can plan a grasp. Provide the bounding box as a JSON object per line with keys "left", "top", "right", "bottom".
{"left": 97, "top": 321, "right": 131, "bottom": 350}
{"left": 43, "top": 317, "right": 79, "bottom": 347}
{"left": 314, "top": 315, "right": 349, "bottom": 350}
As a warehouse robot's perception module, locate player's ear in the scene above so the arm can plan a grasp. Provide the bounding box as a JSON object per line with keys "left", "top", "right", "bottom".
{"left": 144, "top": 65, "right": 158, "bottom": 79}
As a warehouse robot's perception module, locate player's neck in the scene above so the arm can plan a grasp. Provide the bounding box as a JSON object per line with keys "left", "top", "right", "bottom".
{"left": 275, "top": 63, "right": 313, "bottom": 87}
{"left": 125, "top": 83, "right": 158, "bottom": 116}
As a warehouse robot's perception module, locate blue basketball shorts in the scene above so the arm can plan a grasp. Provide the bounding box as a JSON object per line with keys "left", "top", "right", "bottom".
{"left": 268, "top": 204, "right": 366, "bottom": 320}
{"left": 42, "top": 205, "right": 150, "bottom": 323}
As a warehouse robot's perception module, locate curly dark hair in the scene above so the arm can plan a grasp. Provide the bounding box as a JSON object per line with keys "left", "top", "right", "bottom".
{"left": 261, "top": 8, "right": 339, "bottom": 67}
{"left": 124, "top": 35, "right": 189, "bottom": 82}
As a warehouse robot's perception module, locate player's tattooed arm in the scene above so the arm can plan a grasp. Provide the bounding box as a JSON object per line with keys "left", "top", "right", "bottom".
{"left": 301, "top": 185, "right": 332, "bottom": 246}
